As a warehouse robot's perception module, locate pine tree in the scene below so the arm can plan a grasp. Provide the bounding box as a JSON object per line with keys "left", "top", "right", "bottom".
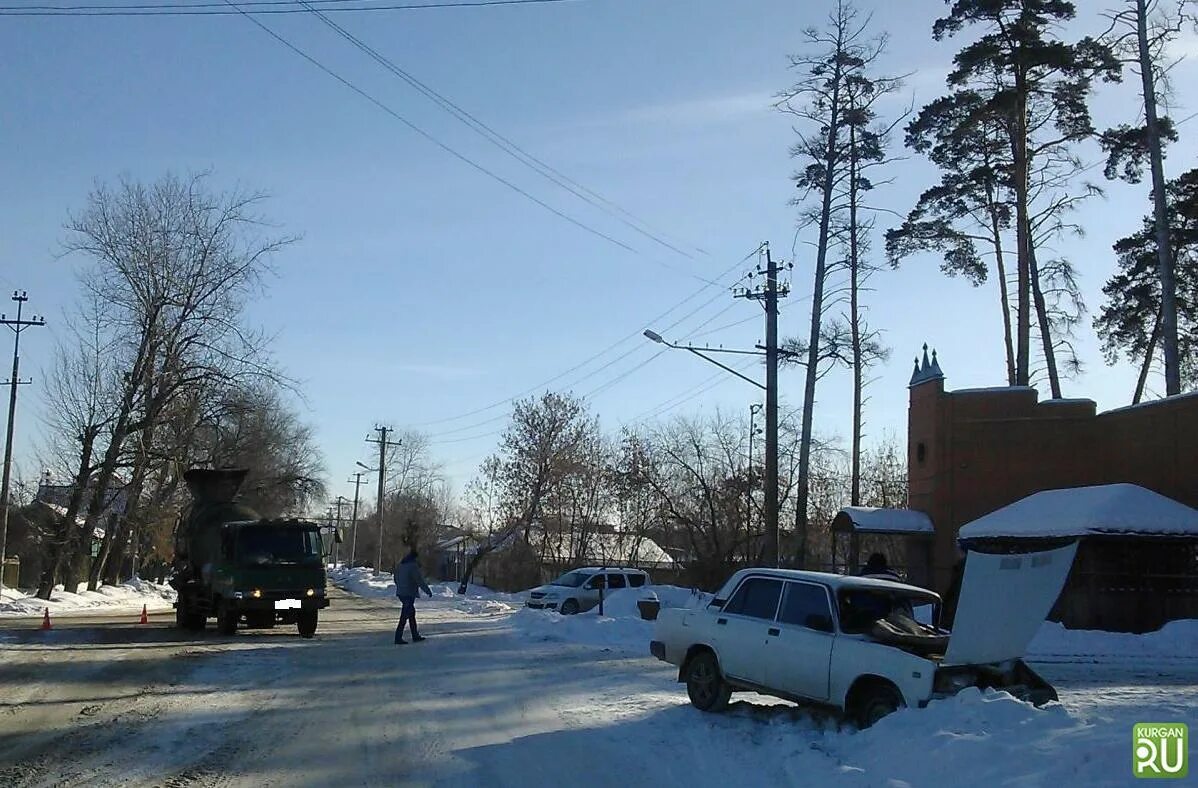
{"left": 1099, "top": 0, "right": 1191, "bottom": 396}
{"left": 900, "top": 0, "right": 1119, "bottom": 393}
{"left": 1095, "top": 168, "right": 1198, "bottom": 400}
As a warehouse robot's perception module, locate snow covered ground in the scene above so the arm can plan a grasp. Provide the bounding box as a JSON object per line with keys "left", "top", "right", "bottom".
{"left": 0, "top": 578, "right": 175, "bottom": 617}
{"left": 323, "top": 573, "right": 1198, "bottom": 787}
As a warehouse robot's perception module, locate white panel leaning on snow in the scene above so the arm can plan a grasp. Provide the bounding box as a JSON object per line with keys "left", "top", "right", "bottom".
{"left": 943, "top": 542, "right": 1078, "bottom": 666}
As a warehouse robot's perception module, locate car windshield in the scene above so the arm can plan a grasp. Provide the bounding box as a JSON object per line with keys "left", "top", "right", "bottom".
{"left": 551, "top": 571, "right": 590, "bottom": 588}
{"left": 237, "top": 525, "right": 322, "bottom": 566}
{"left": 839, "top": 588, "right": 938, "bottom": 634}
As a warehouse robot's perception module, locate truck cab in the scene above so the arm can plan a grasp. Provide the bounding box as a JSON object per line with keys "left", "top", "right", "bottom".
{"left": 171, "top": 468, "right": 331, "bottom": 638}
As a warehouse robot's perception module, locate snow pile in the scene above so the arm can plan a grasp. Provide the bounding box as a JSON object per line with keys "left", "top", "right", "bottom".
{"left": 828, "top": 688, "right": 1136, "bottom": 786}
{"left": 328, "top": 566, "right": 522, "bottom": 615}
{"left": 511, "top": 585, "right": 711, "bottom": 652}
{"left": 1029, "top": 619, "right": 1198, "bottom": 658}
{"left": 0, "top": 579, "right": 176, "bottom": 617}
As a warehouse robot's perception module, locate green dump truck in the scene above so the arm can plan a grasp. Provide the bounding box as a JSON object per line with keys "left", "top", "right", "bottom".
{"left": 170, "top": 468, "right": 330, "bottom": 638}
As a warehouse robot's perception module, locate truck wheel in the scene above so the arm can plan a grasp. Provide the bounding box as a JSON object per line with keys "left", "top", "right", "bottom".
{"left": 176, "top": 598, "right": 205, "bottom": 631}
{"left": 855, "top": 683, "right": 903, "bottom": 729}
{"left": 297, "top": 610, "right": 318, "bottom": 638}
{"left": 685, "top": 651, "right": 731, "bottom": 713}
{"left": 216, "top": 602, "right": 238, "bottom": 635}
{"left": 559, "top": 599, "right": 579, "bottom": 616}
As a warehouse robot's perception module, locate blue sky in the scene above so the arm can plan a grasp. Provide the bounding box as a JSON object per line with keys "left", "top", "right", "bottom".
{"left": 3, "top": 0, "right": 1197, "bottom": 505}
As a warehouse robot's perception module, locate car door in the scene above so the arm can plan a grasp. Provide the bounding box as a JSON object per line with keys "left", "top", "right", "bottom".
{"left": 711, "top": 576, "right": 783, "bottom": 686}
{"left": 765, "top": 581, "right": 835, "bottom": 702}
{"left": 579, "top": 573, "right": 604, "bottom": 610}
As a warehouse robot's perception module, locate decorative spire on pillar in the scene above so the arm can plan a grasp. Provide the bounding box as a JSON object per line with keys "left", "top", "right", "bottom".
{"left": 909, "top": 343, "right": 946, "bottom": 387}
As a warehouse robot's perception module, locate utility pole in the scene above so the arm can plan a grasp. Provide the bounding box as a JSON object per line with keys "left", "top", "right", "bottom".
{"left": 737, "top": 244, "right": 788, "bottom": 568}
{"left": 346, "top": 470, "right": 367, "bottom": 567}
{"left": 365, "top": 426, "right": 401, "bottom": 576}
{"left": 0, "top": 291, "right": 46, "bottom": 594}
{"left": 332, "top": 495, "right": 348, "bottom": 567}
{"left": 747, "top": 402, "right": 762, "bottom": 565}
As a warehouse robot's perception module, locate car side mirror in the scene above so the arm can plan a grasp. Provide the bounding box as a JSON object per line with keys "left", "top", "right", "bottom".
{"left": 805, "top": 614, "right": 833, "bottom": 632}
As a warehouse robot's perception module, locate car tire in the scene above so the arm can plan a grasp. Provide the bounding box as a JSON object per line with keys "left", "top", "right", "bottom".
{"left": 855, "top": 683, "right": 903, "bottom": 729}
{"left": 685, "top": 651, "right": 731, "bottom": 713}
{"left": 559, "top": 599, "right": 579, "bottom": 616}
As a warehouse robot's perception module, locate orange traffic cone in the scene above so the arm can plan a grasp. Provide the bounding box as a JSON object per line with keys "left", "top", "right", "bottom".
{"left": 139, "top": 604, "right": 149, "bottom": 625}
{"left": 41, "top": 608, "right": 52, "bottom": 630}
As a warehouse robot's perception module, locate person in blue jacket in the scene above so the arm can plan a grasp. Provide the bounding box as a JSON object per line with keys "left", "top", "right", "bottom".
{"left": 393, "top": 548, "right": 433, "bottom": 644}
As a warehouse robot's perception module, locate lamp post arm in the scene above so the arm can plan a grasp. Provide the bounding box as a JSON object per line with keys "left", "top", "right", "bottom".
{"left": 684, "top": 348, "right": 766, "bottom": 391}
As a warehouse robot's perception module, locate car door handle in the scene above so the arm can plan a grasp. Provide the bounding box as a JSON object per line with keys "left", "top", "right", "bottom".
{"left": 768, "top": 628, "right": 780, "bottom": 636}
{"left": 717, "top": 618, "right": 727, "bottom": 625}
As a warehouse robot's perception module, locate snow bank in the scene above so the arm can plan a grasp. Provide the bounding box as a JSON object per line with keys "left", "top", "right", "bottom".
{"left": 1029, "top": 619, "right": 1198, "bottom": 658}
{"left": 826, "top": 687, "right": 1155, "bottom": 787}
{"left": 328, "top": 566, "right": 522, "bottom": 616}
{"left": 0, "top": 578, "right": 176, "bottom": 617}
{"left": 510, "top": 585, "right": 711, "bottom": 652}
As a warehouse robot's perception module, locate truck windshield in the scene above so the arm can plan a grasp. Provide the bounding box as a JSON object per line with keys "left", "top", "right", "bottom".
{"left": 551, "top": 571, "right": 589, "bottom": 587}
{"left": 237, "top": 526, "right": 321, "bottom": 566}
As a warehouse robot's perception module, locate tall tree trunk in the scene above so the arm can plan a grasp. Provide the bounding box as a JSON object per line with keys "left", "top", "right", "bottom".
{"left": 1136, "top": 0, "right": 1179, "bottom": 396}
{"left": 36, "top": 429, "right": 98, "bottom": 600}
{"left": 796, "top": 55, "right": 843, "bottom": 569}
{"left": 1134, "top": 307, "right": 1164, "bottom": 405}
{"left": 1028, "top": 241, "right": 1062, "bottom": 398}
{"left": 986, "top": 190, "right": 1017, "bottom": 385}
{"left": 1011, "top": 74, "right": 1033, "bottom": 386}
{"left": 848, "top": 122, "right": 863, "bottom": 507}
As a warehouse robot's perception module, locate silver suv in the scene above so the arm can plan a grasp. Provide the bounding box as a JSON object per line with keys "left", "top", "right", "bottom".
{"left": 526, "top": 567, "right": 650, "bottom": 615}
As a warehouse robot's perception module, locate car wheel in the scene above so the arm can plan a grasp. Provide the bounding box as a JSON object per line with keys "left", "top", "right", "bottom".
{"left": 855, "top": 683, "right": 903, "bottom": 728}
{"left": 685, "top": 651, "right": 731, "bottom": 713}
{"left": 559, "top": 599, "right": 579, "bottom": 616}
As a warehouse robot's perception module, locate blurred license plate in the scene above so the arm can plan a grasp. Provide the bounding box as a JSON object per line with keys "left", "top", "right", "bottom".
{"left": 275, "top": 599, "right": 301, "bottom": 610}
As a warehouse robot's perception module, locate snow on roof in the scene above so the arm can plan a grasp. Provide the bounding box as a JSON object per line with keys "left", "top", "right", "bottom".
{"left": 1100, "top": 388, "right": 1198, "bottom": 416}
{"left": 541, "top": 533, "right": 675, "bottom": 567}
{"left": 958, "top": 483, "right": 1198, "bottom": 540}
{"left": 950, "top": 386, "right": 1037, "bottom": 395}
{"left": 834, "top": 507, "right": 934, "bottom": 534}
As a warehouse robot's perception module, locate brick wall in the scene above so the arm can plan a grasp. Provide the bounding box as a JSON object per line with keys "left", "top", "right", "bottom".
{"left": 907, "top": 380, "right": 1198, "bottom": 592}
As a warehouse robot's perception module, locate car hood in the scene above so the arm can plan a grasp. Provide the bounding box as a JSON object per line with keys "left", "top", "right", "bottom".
{"left": 943, "top": 542, "right": 1077, "bottom": 666}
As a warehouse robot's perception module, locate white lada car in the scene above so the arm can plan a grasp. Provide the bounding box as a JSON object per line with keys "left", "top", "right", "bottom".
{"left": 650, "top": 544, "right": 1075, "bottom": 727}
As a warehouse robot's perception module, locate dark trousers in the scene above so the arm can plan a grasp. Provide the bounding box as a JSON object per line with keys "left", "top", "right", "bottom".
{"left": 395, "top": 595, "right": 418, "bottom": 642}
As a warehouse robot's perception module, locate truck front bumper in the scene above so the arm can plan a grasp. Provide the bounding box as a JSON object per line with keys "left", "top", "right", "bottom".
{"left": 232, "top": 594, "right": 329, "bottom": 611}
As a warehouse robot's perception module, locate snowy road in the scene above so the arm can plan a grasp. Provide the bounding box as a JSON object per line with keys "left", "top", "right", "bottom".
{"left": 1, "top": 587, "right": 1195, "bottom": 787}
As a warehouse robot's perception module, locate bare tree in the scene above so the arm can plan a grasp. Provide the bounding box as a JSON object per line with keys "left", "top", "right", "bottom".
{"left": 776, "top": 0, "right": 886, "bottom": 565}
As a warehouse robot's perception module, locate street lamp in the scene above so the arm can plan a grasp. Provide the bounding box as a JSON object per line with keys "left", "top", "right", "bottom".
{"left": 644, "top": 328, "right": 778, "bottom": 568}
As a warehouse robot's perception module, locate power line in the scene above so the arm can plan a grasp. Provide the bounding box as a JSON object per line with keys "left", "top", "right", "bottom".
{"left": 410, "top": 244, "right": 763, "bottom": 429}
{"left": 297, "top": 0, "right": 708, "bottom": 265}
{"left": 0, "top": 0, "right": 591, "bottom": 16}
{"left": 220, "top": 0, "right": 639, "bottom": 254}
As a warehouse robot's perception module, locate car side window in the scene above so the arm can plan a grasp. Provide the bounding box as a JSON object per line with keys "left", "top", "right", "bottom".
{"left": 779, "top": 582, "right": 834, "bottom": 632}
{"left": 722, "top": 578, "right": 783, "bottom": 620}
{"left": 628, "top": 574, "right": 646, "bottom": 588}
{"left": 607, "top": 573, "right": 627, "bottom": 589}
{"left": 585, "top": 574, "right": 605, "bottom": 590}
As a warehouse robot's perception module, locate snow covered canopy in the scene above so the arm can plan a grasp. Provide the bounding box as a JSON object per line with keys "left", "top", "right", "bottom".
{"left": 832, "top": 507, "right": 934, "bottom": 535}
{"left": 958, "top": 483, "right": 1198, "bottom": 540}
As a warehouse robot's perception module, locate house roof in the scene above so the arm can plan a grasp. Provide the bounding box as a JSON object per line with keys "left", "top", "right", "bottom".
{"left": 832, "top": 506, "right": 934, "bottom": 535}
{"left": 958, "top": 483, "right": 1198, "bottom": 540}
